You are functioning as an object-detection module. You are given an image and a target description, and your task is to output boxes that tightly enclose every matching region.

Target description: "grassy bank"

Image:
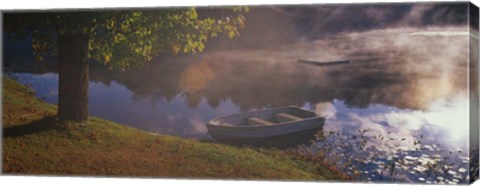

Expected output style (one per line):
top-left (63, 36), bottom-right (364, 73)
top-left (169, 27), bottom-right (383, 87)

top-left (2, 77), bottom-right (347, 180)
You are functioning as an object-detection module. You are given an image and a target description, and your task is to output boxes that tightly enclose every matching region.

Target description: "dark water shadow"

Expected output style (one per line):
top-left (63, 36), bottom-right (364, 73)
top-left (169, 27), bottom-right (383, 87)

top-left (3, 116), bottom-right (58, 138)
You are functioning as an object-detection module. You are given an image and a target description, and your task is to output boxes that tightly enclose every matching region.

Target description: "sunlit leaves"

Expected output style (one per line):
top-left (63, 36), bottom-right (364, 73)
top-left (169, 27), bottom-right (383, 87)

top-left (5, 7), bottom-right (249, 70)
top-left (31, 30), bottom-right (56, 62)
top-left (232, 6), bottom-right (250, 12)
top-left (228, 31), bottom-right (236, 39)
top-left (187, 8), bottom-right (198, 19)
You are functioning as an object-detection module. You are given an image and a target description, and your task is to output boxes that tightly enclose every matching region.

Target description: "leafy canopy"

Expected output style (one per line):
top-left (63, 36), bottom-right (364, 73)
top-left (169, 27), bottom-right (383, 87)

top-left (4, 7), bottom-right (249, 69)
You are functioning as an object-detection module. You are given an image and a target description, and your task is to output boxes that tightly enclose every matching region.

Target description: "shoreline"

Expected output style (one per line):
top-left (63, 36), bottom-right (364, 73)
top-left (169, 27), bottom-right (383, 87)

top-left (2, 77), bottom-right (349, 180)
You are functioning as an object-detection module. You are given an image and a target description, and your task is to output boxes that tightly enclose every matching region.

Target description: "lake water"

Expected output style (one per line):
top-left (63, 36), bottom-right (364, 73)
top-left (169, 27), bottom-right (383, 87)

top-left (8, 27), bottom-right (476, 183)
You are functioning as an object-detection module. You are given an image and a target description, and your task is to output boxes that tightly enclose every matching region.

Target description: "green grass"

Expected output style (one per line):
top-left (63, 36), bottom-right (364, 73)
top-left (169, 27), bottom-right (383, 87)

top-left (2, 77), bottom-right (347, 180)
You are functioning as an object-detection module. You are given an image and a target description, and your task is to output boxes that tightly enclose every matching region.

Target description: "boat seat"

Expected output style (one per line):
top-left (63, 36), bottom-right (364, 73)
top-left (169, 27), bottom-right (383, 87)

top-left (247, 117), bottom-right (274, 126)
top-left (275, 113), bottom-right (303, 123)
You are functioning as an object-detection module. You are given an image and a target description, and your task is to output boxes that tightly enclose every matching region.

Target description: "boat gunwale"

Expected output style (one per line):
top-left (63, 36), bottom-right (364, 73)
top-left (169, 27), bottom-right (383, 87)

top-left (206, 106), bottom-right (324, 129)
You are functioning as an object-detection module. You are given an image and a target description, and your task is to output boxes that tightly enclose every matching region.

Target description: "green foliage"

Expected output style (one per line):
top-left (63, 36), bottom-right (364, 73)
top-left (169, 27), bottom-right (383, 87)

top-left (4, 7), bottom-right (248, 70)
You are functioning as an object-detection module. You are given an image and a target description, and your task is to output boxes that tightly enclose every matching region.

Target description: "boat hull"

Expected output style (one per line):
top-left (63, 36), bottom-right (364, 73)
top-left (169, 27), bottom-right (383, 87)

top-left (207, 117), bottom-right (325, 138)
top-left (208, 125), bottom-right (324, 148)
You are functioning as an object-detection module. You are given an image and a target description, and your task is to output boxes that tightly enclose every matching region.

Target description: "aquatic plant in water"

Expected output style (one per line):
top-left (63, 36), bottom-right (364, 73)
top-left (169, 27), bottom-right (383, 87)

top-left (301, 129), bottom-right (471, 184)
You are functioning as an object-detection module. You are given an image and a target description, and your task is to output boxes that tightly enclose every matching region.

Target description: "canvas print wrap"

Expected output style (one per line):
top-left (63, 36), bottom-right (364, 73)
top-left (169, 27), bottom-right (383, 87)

top-left (469, 2), bottom-right (480, 183)
top-left (2, 1), bottom-right (480, 185)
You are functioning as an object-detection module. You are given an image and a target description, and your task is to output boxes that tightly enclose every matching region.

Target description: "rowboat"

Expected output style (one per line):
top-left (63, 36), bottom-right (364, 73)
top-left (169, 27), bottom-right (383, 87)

top-left (206, 106), bottom-right (325, 147)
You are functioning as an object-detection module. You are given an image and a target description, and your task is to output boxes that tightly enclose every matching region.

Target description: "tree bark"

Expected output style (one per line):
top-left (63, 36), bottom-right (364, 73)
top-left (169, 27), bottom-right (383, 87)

top-left (57, 33), bottom-right (89, 122)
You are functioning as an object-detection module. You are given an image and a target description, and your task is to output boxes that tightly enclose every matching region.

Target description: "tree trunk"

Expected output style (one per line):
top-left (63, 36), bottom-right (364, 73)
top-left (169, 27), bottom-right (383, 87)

top-left (57, 33), bottom-right (89, 122)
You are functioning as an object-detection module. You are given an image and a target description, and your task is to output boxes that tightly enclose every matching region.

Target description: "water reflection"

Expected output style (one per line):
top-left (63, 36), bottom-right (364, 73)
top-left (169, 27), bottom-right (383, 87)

top-left (9, 27), bottom-right (472, 183)
top-left (313, 98), bottom-right (469, 184)
top-left (15, 73), bottom-right (242, 138)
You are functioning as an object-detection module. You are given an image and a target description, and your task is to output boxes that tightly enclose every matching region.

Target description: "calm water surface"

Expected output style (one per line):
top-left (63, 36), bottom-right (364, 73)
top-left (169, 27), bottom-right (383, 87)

top-left (10, 28), bottom-right (476, 183)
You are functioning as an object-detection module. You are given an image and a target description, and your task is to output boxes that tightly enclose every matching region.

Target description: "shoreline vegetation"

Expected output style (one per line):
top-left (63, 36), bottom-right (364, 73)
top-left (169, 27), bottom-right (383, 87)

top-left (2, 77), bottom-right (349, 180)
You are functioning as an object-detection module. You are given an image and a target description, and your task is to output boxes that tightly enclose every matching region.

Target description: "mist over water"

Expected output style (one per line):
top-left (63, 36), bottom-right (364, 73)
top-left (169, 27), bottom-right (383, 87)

top-left (6, 2), bottom-right (477, 183)
top-left (12, 25), bottom-right (473, 183)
